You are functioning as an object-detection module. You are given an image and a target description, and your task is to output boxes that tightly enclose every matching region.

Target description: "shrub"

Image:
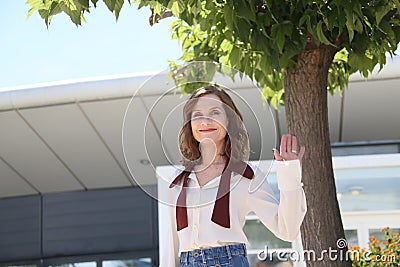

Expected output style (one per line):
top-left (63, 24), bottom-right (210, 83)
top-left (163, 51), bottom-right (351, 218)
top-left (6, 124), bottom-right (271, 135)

top-left (349, 227), bottom-right (399, 266)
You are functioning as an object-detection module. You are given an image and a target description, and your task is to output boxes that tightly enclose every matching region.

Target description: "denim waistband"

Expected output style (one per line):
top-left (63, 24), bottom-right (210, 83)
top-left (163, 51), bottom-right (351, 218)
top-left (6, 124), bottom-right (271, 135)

top-left (180, 243), bottom-right (247, 264)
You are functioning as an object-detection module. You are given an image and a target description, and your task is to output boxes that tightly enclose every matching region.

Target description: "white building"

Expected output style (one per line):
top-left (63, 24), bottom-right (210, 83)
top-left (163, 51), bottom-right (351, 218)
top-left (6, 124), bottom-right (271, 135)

top-left (0, 58), bottom-right (399, 267)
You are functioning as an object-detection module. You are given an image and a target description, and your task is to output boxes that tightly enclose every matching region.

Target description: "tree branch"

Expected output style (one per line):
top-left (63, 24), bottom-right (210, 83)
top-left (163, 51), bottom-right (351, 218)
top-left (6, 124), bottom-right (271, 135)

top-left (149, 8), bottom-right (173, 26)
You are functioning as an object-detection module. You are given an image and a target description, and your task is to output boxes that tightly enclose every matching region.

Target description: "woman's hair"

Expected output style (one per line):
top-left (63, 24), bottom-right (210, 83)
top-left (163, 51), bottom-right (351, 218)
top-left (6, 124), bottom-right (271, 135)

top-left (179, 85), bottom-right (250, 166)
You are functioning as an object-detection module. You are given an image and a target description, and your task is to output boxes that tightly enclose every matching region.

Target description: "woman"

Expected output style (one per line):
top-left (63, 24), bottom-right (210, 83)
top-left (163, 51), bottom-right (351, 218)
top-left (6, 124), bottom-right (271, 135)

top-left (159, 85), bottom-right (307, 267)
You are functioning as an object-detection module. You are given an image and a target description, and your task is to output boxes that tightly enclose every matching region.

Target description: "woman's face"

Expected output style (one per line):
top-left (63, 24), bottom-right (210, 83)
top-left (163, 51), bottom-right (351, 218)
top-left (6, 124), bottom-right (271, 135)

top-left (190, 94), bottom-right (228, 146)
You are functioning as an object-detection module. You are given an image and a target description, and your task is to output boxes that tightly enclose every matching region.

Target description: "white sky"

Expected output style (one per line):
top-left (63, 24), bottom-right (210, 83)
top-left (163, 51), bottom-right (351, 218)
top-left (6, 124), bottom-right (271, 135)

top-left (0, 0), bottom-right (182, 88)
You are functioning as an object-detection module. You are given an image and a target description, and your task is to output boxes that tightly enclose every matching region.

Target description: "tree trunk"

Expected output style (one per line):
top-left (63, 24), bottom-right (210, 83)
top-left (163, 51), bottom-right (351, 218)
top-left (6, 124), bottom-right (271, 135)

top-left (284, 44), bottom-right (351, 266)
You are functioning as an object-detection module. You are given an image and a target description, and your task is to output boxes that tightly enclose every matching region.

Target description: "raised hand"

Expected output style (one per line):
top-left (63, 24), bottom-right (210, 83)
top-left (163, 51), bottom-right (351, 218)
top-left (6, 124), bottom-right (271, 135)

top-left (273, 134), bottom-right (305, 164)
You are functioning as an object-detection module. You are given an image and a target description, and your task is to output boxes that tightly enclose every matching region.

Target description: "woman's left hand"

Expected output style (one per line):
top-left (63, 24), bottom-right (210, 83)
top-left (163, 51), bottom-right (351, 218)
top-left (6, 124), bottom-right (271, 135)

top-left (273, 134), bottom-right (305, 164)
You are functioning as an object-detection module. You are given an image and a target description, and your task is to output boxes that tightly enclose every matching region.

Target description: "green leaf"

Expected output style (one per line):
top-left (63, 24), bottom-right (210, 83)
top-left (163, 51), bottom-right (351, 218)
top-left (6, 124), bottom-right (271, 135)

top-left (299, 11), bottom-right (310, 27)
top-left (223, 4), bottom-right (233, 28)
top-left (235, 18), bottom-right (251, 43)
top-left (269, 92), bottom-right (279, 109)
top-left (345, 8), bottom-right (355, 42)
top-left (229, 45), bottom-right (241, 67)
top-left (352, 34), bottom-right (370, 54)
top-left (38, 9), bottom-right (52, 26)
top-left (220, 39), bottom-right (233, 52)
top-left (279, 53), bottom-right (296, 68)
top-left (316, 21), bottom-right (333, 45)
top-left (56, 0), bottom-right (82, 25)
top-left (235, 0), bottom-right (256, 22)
top-left (276, 33), bottom-right (285, 53)
top-left (67, 10), bottom-right (82, 25)
top-left (27, 7), bottom-right (37, 19)
top-left (104, 0), bottom-right (124, 20)
top-left (271, 21), bottom-right (294, 53)
top-left (169, 0), bottom-right (185, 17)
top-left (49, 2), bottom-right (62, 16)
top-left (354, 18), bottom-right (363, 33)
top-left (76, 0), bottom-right (89, 9)
top-left (242, 54), bottom-right (250, 76)
top-left (90, 0), bottom-right (98, 7)
top-left (375, 6), bottom-right (391, 25)
top-left (190, 1), bottom-right (201, 16)
top-left (26, 0), bottom-right (45, 18)
top-left (348, 52), bottom-right (373, 76)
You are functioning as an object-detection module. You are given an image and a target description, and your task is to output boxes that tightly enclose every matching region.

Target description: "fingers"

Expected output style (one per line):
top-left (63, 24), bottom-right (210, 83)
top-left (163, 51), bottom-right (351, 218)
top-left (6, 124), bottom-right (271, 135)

top-left (280, 134), bottom-right (287, 154)
top-left (275, 134), bottom-right (305, 163)
top-left (273, 148), bottom-right (283, 161)
top-left (298, 146), bottom-right (306, 161)
top-left (280, 134), bottom-right (296, 153)
top-left (287, 134), bottom-right (292, 152)
top-left (291, 135), bottom-right (298, 153)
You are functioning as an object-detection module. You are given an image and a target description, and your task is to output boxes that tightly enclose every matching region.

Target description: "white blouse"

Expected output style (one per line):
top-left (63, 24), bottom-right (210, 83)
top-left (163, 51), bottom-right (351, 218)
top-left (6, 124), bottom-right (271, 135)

top-left (157, 159), bottom-right (307, 267)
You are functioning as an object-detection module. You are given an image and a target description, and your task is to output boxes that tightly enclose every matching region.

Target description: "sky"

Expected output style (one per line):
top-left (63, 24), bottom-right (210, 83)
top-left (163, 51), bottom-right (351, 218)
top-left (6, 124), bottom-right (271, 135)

top-left (0, 0), bottom-right (182, 89)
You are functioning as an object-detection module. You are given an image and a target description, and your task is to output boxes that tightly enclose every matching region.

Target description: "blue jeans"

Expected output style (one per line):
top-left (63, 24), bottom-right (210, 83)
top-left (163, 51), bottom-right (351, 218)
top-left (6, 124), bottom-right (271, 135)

top-left (179, 243), bottom-right (250, 267)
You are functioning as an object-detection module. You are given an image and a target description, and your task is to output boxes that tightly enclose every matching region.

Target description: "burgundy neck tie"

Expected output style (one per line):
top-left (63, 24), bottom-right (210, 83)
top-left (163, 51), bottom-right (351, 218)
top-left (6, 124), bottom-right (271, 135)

top-left (169, 159), bottom-right (254, 231)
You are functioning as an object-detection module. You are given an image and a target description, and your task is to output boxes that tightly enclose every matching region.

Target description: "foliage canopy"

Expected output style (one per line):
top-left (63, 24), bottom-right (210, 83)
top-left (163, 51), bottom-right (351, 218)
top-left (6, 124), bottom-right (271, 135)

top-left (27, 0), bottom-right (400, 108)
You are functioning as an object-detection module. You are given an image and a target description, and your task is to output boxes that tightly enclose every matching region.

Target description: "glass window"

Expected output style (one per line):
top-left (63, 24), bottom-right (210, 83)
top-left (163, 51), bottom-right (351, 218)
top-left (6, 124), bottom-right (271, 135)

top-left (103, 258), bottom-right (152, 267)
top-left (50, 262), bottom-right (96, 267)
top-left (344, 229), bottom-right (359, 246)
top-left (244, 217), bottom-right (294, 266)
top-left (243, 219), bottom-right (292, 250)
top-left (334, 166), bottom-right (400, 212)
top-left (369, 228), bottom-right (400, 241)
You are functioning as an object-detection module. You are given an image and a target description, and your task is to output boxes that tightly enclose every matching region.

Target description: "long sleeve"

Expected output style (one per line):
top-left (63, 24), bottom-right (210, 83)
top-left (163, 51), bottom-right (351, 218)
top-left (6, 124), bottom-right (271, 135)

top-left (157, 169), bottom-right (180, 267)
top-left (247, 159), bottom-right (307, 242)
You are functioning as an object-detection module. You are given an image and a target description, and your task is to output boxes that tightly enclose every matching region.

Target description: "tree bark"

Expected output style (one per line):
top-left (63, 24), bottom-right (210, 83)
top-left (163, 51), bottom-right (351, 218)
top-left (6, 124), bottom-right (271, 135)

top-left (284, 44), bottom-right (351, 266)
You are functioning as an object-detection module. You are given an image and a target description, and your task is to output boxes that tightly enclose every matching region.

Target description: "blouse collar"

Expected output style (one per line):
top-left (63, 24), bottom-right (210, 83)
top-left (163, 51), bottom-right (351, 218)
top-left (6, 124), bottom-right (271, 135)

top-left (169, 158), bottom-right (254, 231)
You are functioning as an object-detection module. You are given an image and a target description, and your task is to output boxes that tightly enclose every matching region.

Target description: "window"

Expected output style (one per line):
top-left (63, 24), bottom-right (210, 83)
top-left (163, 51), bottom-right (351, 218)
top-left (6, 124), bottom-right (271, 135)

top-left (243, 218), bottom-right (292, 250)
top-left (244, 216), bottom-right (293, 267)
top-left (369, 228), bottom-right (400, 241)
top-left (102, 259), bottom-right (152, 267)
top-left (344, 229), bottom-right (359, 246)
top-left (49, 262), bottom-right (96, 267)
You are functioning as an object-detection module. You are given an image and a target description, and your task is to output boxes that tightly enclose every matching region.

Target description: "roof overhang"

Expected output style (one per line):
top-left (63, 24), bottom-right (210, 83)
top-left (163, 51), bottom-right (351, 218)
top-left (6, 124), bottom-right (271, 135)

top-left (1, 58), bottom-right (399, 198)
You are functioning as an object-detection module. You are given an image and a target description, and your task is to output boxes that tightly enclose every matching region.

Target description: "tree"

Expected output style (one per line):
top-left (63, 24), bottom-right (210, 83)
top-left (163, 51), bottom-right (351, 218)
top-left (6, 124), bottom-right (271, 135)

top-left (26, 0), bottom-right (400, 266)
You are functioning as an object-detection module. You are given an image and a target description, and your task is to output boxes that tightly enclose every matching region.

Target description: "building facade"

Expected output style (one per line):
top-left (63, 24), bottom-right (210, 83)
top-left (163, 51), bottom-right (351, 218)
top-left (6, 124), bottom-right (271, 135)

top-left (1, 58), bottom-right (399, 267)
